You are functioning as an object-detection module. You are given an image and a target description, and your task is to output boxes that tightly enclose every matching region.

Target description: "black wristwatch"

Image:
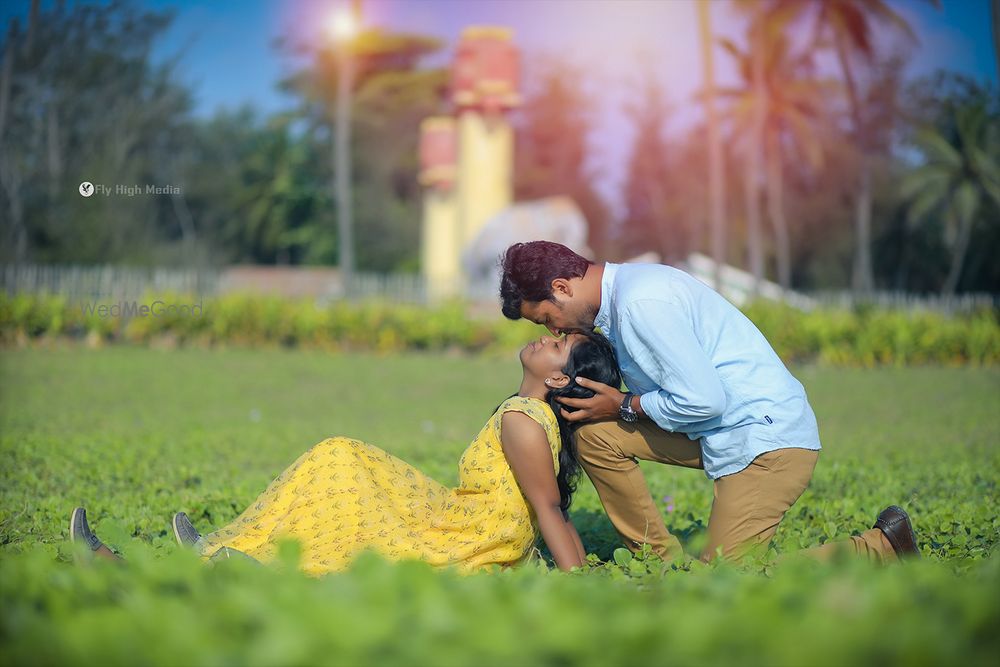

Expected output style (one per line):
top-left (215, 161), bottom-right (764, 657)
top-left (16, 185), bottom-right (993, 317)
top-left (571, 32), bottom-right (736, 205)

top-left (619, 392), bottom-right (638, 423)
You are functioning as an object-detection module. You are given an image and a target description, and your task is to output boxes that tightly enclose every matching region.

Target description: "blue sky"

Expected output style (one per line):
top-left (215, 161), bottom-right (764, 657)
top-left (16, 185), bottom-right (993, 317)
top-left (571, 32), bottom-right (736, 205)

top-left (5, 0), bottom-right (997, 216)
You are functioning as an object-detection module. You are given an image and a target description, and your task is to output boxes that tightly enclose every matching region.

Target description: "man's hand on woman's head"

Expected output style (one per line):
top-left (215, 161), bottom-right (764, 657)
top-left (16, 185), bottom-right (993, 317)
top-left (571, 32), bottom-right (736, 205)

top-left (555, 377), bottom-right (625, 423)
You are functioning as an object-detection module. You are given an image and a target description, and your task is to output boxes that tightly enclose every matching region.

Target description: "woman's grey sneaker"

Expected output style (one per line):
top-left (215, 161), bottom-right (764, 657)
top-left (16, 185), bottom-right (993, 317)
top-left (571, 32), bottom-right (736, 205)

top-left (69, 507), bottom-right (104, 551)
top-left (172, 512), bottom-right (202, 548)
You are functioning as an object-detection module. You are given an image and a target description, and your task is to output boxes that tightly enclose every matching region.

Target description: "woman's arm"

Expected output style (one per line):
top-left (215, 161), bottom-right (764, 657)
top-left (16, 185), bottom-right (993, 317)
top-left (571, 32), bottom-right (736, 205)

top-left (563, 511), bottom-right (587, 563)
top-left (500, 411), bottom-right (584, 571)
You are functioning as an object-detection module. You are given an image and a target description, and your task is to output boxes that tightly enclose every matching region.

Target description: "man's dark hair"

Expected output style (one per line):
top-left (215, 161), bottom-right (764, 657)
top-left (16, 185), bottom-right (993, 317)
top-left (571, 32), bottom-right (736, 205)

top-left (499, 241), bottom-right (593, 320)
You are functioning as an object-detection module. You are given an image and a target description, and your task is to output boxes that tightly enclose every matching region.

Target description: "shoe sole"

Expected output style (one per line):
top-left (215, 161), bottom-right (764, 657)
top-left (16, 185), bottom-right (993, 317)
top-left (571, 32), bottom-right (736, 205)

top-left (172, 513), bottom-right (202, 548)
top-left (69, 507), bottom-right (99, 555)
top-left (69, 507), bottom-right (82, 544)
top-left (897, 510), bottom-right (919, 558)
top-left (171, 513), bottom-right (186, 547)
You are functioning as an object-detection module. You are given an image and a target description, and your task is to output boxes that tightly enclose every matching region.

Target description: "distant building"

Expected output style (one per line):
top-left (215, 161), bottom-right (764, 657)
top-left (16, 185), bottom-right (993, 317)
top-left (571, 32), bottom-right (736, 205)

top-left (419, 26), bottom-right (521, 301)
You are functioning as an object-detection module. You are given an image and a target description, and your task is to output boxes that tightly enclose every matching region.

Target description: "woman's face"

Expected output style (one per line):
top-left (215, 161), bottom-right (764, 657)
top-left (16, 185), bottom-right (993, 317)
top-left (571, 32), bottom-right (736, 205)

top-left (518, 333), bottom-right (583, 379)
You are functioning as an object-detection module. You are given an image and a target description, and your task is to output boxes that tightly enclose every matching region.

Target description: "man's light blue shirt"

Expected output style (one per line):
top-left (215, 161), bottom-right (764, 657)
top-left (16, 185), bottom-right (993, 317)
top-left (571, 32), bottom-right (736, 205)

top-left (594, 262), bottom-right (821, 479)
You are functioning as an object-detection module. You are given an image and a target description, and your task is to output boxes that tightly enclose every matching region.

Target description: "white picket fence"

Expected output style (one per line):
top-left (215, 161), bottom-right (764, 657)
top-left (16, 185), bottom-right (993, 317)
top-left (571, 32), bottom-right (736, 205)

top-left (807, 290), bottom-right (997, 313)
top-left (2, 262), bottom-right (995, 313)
top-left (682, 253), bottom-right (997, 314)
top-left (0, 263), bottom-right (493, 305)
top-left (1, 263), bottom-right (220, 301)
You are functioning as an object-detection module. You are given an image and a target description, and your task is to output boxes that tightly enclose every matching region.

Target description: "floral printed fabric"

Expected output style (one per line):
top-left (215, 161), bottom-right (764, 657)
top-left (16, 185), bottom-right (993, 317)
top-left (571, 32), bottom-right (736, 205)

top-left (196, 396), bottom-right (561, 576)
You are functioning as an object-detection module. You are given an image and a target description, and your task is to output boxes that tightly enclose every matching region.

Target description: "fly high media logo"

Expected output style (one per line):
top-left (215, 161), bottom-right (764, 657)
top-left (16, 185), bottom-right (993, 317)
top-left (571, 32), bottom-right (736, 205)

top-left (79, 183), bottom-right (183, 197)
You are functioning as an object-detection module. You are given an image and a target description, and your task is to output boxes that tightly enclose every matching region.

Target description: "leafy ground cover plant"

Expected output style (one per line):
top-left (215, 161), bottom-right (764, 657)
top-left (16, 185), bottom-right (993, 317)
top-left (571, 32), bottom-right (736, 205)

top-left (1, 348), bottom-right (997, 665)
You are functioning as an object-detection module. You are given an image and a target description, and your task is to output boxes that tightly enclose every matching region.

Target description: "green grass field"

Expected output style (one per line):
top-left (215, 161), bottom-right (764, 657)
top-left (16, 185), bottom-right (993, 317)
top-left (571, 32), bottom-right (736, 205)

top-left (2, 346), bottom-right (999, 665)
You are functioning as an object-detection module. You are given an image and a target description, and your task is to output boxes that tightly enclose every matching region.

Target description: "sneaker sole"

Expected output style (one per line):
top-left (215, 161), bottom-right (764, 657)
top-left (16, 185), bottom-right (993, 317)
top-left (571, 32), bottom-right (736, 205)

top-left (69, 507), bottom-right (99, 555)
top-left (172, 513), bottom-right (201, 548)
top-left (171, 513), bottom-right (185, 547)
top-left (69, 508), bottom-right (81, 543)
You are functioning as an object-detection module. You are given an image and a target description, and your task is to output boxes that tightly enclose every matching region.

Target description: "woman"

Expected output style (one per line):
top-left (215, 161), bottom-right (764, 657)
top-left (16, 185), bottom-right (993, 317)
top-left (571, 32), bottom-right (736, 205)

top-left (70, 331), bottom-right (621, 575)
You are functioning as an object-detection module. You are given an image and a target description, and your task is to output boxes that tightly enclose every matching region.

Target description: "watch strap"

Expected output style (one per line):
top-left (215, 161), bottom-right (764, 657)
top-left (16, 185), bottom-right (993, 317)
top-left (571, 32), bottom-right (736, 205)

top-left (620, 392), bottom-right (636, 418)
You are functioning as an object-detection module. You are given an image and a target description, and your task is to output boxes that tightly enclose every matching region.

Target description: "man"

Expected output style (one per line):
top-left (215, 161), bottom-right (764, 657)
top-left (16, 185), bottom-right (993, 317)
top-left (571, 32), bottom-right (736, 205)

top-left (499, 240), bottom-right (918, 563)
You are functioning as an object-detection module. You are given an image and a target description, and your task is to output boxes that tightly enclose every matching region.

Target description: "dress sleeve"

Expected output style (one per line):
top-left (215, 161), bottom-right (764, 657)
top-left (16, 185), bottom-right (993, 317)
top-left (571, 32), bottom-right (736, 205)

top-left (496, 397), bottom-right (562, 472)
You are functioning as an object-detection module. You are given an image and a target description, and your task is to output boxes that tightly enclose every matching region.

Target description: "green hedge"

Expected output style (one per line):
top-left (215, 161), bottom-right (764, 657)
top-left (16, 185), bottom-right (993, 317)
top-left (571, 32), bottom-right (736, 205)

top-left (0, 292), bottom-right (543, 354)
top-left (1, 292), bottom-right (997, 365)
top-left (741, 302), bottom-right (1000, 366)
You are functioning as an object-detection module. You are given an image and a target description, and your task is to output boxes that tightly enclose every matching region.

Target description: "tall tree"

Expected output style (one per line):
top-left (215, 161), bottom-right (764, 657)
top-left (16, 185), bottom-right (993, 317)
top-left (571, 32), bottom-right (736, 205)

top-left (280, 28), bottom-right (448, 271)
top-left (901, 100), bottom-right (1000, 294)
top-left (621, 75), bottom-right (687, 263)
top-left (726, 0), bottom-right (793, 291)
top-left (740, 4), bottom-right (769, 294)
top-left (992, 0), bottom-right (1000, 85)
top-left (0, 0), bottom-right (194, 265)
top-left (514, 59), bottom-right (610, 256)
top-left (697, 0), bottom-right (726, 290)
top-left (718, 27), bottom-right (830, 289)
top-left (794, 0), bottom-right (934, 292)
top-left (0, 16), bottom-right (24, 262)
top-left (177, 108), bottom-right (333, 266)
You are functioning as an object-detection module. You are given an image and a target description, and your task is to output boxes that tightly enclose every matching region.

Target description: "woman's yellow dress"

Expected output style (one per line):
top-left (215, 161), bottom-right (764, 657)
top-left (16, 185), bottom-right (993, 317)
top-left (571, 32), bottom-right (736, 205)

top-left (195, 396), bottom-right (561, 576)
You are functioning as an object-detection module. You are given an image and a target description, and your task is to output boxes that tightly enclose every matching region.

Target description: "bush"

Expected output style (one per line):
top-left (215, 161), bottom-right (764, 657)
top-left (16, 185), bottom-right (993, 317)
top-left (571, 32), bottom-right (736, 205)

top-left (1, 544), bottom-right (998, 666)
top-left (1, 292), bottom-right (997, 366)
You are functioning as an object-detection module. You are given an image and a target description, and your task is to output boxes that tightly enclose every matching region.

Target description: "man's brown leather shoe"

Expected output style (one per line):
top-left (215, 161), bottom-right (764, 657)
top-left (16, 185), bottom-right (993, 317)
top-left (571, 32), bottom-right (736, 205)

top-left (873, 505), bottom-right (920, 559)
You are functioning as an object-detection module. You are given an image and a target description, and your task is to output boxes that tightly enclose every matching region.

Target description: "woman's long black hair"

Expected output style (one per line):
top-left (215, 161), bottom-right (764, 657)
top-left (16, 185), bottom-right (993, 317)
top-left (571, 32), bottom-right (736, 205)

top-left (497, 331), bottom-right (621, 512)
top-left (547, 331), bottom-right (621, 511)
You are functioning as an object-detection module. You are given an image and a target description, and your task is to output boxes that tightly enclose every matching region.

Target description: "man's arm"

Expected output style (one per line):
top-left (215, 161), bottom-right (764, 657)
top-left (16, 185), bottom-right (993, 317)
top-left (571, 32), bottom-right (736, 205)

top-left (557, 298), bottom-right (726, 428)
top-left (621, 298), bottom-right (727, 430)
top-left (500, 411), bottom-right (584, 571)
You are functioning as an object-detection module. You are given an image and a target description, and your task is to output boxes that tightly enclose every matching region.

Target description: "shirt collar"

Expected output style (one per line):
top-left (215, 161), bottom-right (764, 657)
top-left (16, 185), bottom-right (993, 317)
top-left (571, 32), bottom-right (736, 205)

top-left (594, 262), bottom-right (618, 333)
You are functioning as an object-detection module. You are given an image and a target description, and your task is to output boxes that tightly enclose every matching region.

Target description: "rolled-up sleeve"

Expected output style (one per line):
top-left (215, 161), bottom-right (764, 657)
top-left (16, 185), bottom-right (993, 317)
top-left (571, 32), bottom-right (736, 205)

top-left (621, 299), bottom-right (727, 431)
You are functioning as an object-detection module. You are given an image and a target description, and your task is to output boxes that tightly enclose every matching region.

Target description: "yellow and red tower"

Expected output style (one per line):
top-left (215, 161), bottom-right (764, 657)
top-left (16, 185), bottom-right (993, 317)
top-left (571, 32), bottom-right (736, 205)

top-left (419, 26), bottom-right (520, 300)
top-left (453, 26), bottom-right (520, 248)
top-left (418, 117), bottom-right (459, 300)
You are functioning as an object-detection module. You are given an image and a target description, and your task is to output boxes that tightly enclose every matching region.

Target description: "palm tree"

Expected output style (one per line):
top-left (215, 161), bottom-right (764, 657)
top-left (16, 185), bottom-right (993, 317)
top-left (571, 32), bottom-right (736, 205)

top-left (992, 0), bottom-right (999, 85)
top-left (901, 102), bottom-right (1000, 294)
top-left (697, 0), bottom-right (726, 292)
top-left (718, 16), bottom-right (830, 289)
top-left (732, 1), bottom-right (771, 294)
top-left (796, 0), bottom-right (933, 292)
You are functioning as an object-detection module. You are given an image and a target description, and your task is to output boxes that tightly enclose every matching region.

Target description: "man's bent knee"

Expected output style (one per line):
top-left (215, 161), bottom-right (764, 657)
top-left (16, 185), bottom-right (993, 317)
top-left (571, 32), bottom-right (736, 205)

top-left (575, 421), bottom-right (624, 461)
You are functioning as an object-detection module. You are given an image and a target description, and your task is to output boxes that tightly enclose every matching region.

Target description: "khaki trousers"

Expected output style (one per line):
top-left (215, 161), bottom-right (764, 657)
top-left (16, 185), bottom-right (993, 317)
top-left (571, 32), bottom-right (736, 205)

top-left (575, 419), bottom-right (895, 564)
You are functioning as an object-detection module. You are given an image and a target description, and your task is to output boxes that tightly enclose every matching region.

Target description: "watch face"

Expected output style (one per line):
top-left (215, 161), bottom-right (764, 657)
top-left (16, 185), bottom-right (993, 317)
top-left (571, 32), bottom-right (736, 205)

top-left (620, 394), bottom-right (638, 423)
